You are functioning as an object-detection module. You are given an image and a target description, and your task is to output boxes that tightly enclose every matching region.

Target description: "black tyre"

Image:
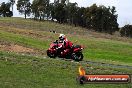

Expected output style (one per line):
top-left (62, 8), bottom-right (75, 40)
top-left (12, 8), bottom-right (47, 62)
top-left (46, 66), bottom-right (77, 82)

top-left (76, 76), bottom-right (86, 84)
top-left (72, 52), bottom-right (83, 61)
top-left (47, 50), bottom-right (56, 58)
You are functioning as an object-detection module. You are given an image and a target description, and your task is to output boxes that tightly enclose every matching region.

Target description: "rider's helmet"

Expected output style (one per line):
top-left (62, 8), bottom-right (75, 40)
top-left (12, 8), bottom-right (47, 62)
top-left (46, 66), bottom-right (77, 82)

top-left (59, 34), bottom-right (65, 40)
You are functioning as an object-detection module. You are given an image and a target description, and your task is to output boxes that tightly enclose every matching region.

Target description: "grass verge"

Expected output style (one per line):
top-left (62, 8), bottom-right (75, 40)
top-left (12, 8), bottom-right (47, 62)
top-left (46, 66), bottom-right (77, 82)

top-left (0, 51), bottom-right (132, 88)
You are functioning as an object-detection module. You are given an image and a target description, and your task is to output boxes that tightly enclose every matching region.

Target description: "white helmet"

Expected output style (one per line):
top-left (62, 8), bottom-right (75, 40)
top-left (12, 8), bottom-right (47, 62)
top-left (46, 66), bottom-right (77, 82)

top-left (59, 34), bottom-right (65, 40)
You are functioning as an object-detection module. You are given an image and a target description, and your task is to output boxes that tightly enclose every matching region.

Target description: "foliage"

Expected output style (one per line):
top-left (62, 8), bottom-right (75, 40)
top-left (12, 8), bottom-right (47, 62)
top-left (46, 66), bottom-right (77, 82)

top-left (30, 1), bottom-right (119, 34)
top-left (31, 0), bottom-right (50, 20)
top-left (0, 0), bottom-right (120, 35)
top-left (17, 0), bottom-right (31, 19)
top-left (0, 2), bottom-right (13, 17)
top-left (9, 0), bottom-right (15, 13)
top-left (120, 24), bottom-right (132, 38)
top-left (66, 3), bottom-right (78, 25)
top-left (84, 4), bottom-right (119, 34)
top-left (54, 3), bottom-right (66, 23)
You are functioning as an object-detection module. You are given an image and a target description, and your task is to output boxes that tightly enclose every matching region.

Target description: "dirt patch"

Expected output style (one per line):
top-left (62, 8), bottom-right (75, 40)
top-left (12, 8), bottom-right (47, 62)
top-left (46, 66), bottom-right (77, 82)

top-left (0, 44), bottom-right (34, 53)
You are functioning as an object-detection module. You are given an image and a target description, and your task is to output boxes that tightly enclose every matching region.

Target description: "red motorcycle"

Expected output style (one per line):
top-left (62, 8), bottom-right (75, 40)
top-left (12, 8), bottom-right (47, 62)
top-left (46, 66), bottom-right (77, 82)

top-left (47, 40), bottom-right (84, 61)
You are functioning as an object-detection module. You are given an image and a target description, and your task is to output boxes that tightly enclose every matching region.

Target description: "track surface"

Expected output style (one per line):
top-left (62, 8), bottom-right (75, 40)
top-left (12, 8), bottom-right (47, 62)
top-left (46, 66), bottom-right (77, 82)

top-left (21, 53), bottom-right (132, 69)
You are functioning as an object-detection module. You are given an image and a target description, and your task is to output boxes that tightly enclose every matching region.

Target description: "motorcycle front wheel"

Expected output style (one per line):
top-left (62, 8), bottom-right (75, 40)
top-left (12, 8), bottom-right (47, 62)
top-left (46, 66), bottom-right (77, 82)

top-left (47, 50), bottom-right (56, 58)
top-left (72, 52), bottom-right (83, 61)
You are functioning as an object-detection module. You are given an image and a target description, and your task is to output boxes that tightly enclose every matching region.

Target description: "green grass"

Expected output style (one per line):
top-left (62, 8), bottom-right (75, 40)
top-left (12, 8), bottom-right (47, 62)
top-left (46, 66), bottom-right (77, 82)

top-left (82, 39), bottom-right (132, 64)
top-left (0, 51), bottom-right (132, 88)
top-left (0, 17), bottom-right (132, 87)
top-left (0, 17), bottom-right (132, 65)
top-left (0, 30), bottom-right (49, 50)
top-left (0, 28), bottom-right (132, 65)
top-left (68, 36), bottom-right (132, 65)
top-left (0, 17), bottom-right (86, 35)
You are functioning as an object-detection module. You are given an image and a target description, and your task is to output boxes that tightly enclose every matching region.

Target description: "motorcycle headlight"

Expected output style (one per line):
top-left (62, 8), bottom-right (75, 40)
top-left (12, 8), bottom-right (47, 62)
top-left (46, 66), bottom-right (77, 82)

top-left (81, 48), bottom-right (83, 50)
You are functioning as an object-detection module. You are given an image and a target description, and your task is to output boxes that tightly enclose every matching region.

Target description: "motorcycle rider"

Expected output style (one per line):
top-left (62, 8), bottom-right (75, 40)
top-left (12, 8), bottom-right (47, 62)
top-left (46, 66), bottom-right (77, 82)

top-left (47, 34), bottom-right (83, 61)
top-left (58, 34), bottom-right (73, 55)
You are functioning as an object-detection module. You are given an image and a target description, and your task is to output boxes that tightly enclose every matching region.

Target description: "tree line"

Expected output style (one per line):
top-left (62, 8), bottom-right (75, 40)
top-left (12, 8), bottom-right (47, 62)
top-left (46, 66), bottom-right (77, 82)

top-left (0, 0), bottom-right (14, 17)
top-left (0, 0), bottom-right (132, 37)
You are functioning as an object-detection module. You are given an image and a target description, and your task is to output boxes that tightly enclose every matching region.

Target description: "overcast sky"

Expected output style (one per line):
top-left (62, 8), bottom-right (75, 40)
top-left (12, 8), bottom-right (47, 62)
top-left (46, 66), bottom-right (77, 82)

top-left (0, 0), bottom-right (132, 27)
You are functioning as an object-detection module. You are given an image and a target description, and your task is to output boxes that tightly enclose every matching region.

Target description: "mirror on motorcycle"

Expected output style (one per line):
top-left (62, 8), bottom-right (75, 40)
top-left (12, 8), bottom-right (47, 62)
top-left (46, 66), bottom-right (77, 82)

top-left (54, 40), bottom-right (58, 43)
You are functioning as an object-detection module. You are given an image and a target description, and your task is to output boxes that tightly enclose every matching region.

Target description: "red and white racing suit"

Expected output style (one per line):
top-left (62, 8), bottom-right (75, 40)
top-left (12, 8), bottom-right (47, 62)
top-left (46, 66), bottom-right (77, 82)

top-left (58, 38), bottom-right (73, 54)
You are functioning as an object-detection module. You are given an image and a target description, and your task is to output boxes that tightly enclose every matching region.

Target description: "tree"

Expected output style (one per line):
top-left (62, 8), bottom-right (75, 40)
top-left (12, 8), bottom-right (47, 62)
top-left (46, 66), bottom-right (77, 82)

top-left (10, 0), bottom-right (15, 14)
top-left (76, 7), bottom-right (86, 27)
top-left (84, 4), bottom-right (118, 34)
top-left (120, 25), bottom-right (132, 38)
top-left (45, 0), bottom-right (50, 20)
top-left (17, 0), bottom-right (31, 19)
top-left (0, 2), bottom-right (13, 17)
top-left (31, 0), bottom-right (39, 19)
top-left (29, 1), bottom-right (119, 35)
top-left (84, 4), bottom-right (98, 29)
top-left (49, 3), bottom-right (55, 21)
top-left (32, 0), bottom-right (50, 20)
top-left (66, 3), bottom-right (78, 25)
top-left (54, 3), bottom-right (66, 23)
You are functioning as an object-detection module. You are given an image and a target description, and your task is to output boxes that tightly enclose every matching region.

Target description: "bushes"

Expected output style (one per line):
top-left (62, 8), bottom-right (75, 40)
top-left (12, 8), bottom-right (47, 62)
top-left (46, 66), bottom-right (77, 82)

top-left (120, 25), bottom-right (132, 38)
